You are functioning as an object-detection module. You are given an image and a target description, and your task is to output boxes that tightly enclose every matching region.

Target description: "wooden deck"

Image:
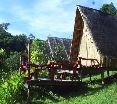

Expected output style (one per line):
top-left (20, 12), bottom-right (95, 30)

top-left (26, 78), bottom-right (84, 87)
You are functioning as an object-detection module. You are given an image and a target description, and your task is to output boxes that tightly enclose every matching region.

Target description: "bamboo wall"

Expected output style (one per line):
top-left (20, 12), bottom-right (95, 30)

top-left (78, 20), bottom-right (101, 66)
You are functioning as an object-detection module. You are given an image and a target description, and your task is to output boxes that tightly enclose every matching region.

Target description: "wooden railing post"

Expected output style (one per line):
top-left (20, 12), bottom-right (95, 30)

top-left (27, 63), bottom-right (30, 79)
top-left (34, 66), bottom-right (39, 80)
top-left (50, 63), bottom-right (55, 80)
top-left (27, 38), bottom-right (31, 79)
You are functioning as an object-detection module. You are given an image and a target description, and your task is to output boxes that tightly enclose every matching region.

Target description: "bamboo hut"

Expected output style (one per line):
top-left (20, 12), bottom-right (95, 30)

top-left (70, 5), bottom-right (117, 69)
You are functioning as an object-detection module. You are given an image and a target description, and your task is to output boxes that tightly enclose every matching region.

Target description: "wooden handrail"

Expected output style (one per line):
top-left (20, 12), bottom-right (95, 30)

top-left (79, 57), bottom-right (100, 66)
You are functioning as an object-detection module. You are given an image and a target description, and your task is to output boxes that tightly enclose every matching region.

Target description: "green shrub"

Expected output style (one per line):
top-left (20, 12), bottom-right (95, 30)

top-left (0, 71), bottom-right (23, 104)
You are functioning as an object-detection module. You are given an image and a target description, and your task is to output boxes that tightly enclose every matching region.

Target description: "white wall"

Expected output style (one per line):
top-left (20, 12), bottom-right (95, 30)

top-left (78, 19), bottom-right (101, 66)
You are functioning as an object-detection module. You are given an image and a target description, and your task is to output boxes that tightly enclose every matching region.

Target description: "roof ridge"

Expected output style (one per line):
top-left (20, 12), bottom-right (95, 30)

top-left (77, 5), bottom-right (117, 17)
top-left (48, 37), bottom-right (71, 40)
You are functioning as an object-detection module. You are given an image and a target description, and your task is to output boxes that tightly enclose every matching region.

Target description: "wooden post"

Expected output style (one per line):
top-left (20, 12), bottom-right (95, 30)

top-left (107, 70), bottom-right (110, 77)
top-left (27, 84), bottom-right (31, 103)
top-left (19, 53), bottom-right (22, 75)
top-left (51, 63), bottom-right (55, 80)
top-left (89, 73), bottom-right (92, 82)
top-left (101, 68), bottom-right (104, 85)
top-left (34, 66), bottom-right (39, 80)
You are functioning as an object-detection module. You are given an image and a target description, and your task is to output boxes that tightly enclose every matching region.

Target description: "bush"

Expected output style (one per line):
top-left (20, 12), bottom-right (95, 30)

top-left (0, 71), bottom-right (23, 104)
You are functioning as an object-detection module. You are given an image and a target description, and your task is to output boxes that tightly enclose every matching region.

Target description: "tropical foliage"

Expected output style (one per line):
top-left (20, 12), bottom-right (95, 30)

top-left (30, 39), bottom-right (50, 64)
top-left (0, 71), bottom-right (24, 104)
top-left (100, 2), bottom-right (117, 15)
top-left (0, 2), bottom-right (117, 103)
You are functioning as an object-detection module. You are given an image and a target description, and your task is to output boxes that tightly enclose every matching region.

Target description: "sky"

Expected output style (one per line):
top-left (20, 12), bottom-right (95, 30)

top-left (0, 0), bottom-right (117, 40)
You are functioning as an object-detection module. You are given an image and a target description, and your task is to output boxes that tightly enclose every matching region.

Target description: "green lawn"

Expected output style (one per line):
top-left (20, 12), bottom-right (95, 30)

top-left (0, 71), bottom-right (117, 104)
top-left (30, 71), bottom-right (117, 104)
top-left (30, 81), bottom-right (117, 104)
top-left (59, 82), bottom-right (117, 104)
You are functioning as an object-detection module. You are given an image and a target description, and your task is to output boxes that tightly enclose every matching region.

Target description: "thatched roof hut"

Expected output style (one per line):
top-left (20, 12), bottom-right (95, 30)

top-left (70, 5), bottom-right (117, 67)
top-left (47, 37), bottom-right (71, 60)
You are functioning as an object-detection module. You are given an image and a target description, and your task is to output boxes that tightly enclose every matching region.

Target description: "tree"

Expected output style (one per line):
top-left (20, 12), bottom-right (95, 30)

top-left (100, 2), bottom-right (117, 16)
top-left (0, 23), bottom-right (27, 52)
top-left (0, 23), bottom-right (12, 50)
top-left (30, 39), bottom-right (50, 64)
top-left (53, 43), bottom-right (66, 60)
top-left (0, 23), bottom-right (10, 30)
top-left (10, 35), bottom-right (27, 52)
top-left (5, 51), bottom-right (20, 72)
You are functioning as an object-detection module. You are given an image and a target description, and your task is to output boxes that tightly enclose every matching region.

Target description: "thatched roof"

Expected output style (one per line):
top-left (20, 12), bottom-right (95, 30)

top-left (47, 37), bottom-right (71, 60)
top-left (78, 5), bottom-right (117, 57)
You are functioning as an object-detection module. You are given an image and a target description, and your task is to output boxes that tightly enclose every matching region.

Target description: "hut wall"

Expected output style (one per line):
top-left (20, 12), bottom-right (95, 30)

top-left (102, 56), bottom-right (117, 68)
top-left (78, 21), bottom-right (101, 66)
top-left (110, 58), bottom-right (117, 68)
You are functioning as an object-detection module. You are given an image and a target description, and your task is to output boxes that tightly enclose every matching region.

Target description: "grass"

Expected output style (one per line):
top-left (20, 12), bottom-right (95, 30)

top-left (82, 71), bottom-right (117, 82)
top-left (0, 71), bottom-right (117, 104)
top-left (29, 71), bottom-right (117, 104)
top-left (59, 81), bottom-right (117, 104)
top-left (28, 83), bottom-right (117, 104)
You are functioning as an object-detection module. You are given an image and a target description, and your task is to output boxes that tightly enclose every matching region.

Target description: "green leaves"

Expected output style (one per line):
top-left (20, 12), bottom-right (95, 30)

top-left (0, 23), bottom-right (10, 30)
top-left (0, 71), bottom-right (23, 104)
top-left (31, 39), bottom-right (50, 64)
top-left (100, 2), bottom-right (117, 16)
top-left (0, 23), bottom-right (27, 52)
top-left (31, 50), bottom-right (44, 64)
top-left (53, 43), bottom-right (66, 60)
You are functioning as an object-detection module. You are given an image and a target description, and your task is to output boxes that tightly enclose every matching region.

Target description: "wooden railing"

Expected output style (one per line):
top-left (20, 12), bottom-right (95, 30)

top-left (20, 60), bottom-right (82, 81)
top-left (20, 56), bottom-right (106, 83)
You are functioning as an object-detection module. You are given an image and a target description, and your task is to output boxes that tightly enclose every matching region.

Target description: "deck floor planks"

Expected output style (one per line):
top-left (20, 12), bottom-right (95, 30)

top-left (26, 78), bottom-right (84, 86)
